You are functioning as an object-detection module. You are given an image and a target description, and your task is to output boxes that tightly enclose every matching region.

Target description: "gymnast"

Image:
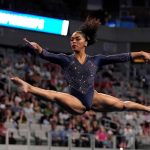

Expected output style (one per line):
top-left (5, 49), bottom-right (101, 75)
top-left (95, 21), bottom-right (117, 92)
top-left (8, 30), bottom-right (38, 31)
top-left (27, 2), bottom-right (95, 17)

top-left (11, 16), bottom-right (150, 115)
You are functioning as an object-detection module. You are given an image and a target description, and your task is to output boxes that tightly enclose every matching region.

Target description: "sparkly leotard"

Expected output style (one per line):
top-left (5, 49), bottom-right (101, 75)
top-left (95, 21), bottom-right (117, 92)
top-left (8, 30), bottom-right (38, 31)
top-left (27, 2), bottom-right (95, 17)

top-left (39, 49), bottom-right (131, 110)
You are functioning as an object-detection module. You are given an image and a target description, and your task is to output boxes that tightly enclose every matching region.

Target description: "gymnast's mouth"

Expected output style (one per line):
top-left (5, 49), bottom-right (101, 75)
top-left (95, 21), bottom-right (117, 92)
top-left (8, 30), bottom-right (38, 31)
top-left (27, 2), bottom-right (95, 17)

top-left (72, 45), bottom-right (77, 48)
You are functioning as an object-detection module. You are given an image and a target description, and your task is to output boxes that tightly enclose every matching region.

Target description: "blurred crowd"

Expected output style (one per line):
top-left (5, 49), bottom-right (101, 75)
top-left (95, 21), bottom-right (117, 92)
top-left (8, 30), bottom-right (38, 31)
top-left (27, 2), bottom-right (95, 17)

top-left (0, 47), bottom-right (149, 149)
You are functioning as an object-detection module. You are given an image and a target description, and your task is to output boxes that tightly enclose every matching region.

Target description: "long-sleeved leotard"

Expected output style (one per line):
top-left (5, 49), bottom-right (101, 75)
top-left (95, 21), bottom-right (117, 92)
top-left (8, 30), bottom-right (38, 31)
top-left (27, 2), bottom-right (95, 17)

top-left (39, 49), bottom-right (132, 110)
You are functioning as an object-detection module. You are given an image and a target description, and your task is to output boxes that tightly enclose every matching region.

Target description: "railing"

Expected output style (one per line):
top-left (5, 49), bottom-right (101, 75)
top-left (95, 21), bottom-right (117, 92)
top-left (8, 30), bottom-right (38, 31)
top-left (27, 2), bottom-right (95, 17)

top-left (0, 129), bottom-right (150, 150)
top-left (1, 128), bottom-right (150, 150)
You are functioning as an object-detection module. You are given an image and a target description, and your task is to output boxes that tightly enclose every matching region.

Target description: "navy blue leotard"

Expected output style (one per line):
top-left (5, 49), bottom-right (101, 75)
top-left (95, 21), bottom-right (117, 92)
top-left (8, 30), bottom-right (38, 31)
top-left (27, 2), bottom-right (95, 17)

top-left (39, 49), bottom-right (132, 110)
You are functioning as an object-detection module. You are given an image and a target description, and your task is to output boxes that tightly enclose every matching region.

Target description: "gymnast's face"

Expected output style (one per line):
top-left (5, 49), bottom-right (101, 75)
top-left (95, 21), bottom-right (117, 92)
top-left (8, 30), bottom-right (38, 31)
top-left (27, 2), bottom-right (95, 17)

top-left (70, 32), bottom-right (87, 52)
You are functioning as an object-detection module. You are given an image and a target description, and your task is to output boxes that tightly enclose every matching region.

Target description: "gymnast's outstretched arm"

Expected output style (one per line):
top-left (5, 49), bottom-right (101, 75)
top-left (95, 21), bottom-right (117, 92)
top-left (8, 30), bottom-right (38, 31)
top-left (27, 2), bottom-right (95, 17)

top-left (94, 51), bottom-right (150, 66)
top-left (23, 38), bottom-right (70, 68)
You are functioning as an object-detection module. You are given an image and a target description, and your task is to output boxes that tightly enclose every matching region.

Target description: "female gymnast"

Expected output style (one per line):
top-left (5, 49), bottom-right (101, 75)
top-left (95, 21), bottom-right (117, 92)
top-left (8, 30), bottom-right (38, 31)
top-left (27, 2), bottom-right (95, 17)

top-left (11, 16), bottom-right (150, 115)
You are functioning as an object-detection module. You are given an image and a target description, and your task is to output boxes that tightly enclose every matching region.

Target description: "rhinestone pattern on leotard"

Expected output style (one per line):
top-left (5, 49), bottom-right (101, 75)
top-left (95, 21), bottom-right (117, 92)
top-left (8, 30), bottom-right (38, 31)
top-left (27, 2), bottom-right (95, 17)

top-left (64, 57), bottom-right (97, 94)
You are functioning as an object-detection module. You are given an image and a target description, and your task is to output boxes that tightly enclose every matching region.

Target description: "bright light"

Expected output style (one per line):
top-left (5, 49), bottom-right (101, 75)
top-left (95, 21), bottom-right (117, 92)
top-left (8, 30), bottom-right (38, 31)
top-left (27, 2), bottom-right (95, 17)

top-left (0, 9), bottom-right (69, 36)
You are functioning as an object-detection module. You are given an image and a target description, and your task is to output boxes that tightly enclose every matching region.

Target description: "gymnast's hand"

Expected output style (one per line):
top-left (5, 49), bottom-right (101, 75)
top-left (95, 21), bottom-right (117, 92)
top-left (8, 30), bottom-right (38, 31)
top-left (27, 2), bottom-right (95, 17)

top-left (23, 38), bottom-right (43, 54)
top-left (141, 51), bottom-right (150, 63)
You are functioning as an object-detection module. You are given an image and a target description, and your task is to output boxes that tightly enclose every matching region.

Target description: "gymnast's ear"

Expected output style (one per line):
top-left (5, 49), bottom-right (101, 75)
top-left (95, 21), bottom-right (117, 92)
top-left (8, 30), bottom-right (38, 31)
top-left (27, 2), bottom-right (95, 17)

top-left (85, 41), bottom-right (88, 47)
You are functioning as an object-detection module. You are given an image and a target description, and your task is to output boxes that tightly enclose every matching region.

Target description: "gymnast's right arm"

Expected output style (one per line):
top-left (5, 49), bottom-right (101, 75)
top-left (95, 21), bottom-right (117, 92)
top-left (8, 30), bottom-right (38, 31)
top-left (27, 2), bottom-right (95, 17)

top-left (23, 38), bottom-right (69, 67)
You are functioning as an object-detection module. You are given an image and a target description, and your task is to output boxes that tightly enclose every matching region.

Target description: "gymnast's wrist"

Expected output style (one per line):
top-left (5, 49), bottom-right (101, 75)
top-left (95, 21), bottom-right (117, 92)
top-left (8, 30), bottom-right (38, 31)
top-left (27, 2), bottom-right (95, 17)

top-left (37, 47), bottom-right (43, 54)
top-left (140, 50), bottom-right (145, 57)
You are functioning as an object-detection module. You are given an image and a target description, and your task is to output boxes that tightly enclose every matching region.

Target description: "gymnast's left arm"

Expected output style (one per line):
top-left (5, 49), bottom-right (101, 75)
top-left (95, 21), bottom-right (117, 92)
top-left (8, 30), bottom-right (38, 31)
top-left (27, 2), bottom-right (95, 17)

top-left (96, 52), bottom-right (132, 65)
top-left (96, 51), bottom-right (150, 66)
top-left (130, 51), bottom-right (150, 63)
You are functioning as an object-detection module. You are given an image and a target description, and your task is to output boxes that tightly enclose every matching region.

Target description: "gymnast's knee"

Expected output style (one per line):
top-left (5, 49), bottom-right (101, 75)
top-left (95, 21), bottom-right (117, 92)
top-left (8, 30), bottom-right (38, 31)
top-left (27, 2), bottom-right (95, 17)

top-left (122, 101), bottom-right (130, 110)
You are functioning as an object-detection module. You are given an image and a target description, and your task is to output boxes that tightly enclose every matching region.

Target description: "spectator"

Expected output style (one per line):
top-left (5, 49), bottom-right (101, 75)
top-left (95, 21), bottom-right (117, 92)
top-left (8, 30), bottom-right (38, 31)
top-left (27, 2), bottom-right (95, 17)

top-left (0, 111), bottom-right (7, 144)
top-left (9, 132), bottom-right (16, 144)
top-left (15, 109), bottom-right (27, 126)
top-left (95, 125), bottom-right (109, 148)
top-left (123, 123), bottom-right (135, 149)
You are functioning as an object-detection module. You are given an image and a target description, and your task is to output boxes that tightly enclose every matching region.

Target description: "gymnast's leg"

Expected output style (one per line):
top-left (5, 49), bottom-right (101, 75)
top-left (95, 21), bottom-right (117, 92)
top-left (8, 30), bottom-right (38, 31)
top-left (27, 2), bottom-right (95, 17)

top-left (91, 91), bottom-right (150, 112)
top-left (11, 77), bottom-right (86, 115)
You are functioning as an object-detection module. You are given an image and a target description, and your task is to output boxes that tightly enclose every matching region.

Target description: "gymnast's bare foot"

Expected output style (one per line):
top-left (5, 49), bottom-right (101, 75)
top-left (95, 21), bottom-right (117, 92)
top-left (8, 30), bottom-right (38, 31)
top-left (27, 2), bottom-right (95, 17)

top-left (11, 77), bottom-right (31, 93)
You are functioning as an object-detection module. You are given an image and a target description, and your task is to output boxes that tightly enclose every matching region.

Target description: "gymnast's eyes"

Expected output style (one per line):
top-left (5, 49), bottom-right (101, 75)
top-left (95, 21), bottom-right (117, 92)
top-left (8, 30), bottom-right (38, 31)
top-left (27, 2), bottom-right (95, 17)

top-left (70, 37), bottom-right (81, 42)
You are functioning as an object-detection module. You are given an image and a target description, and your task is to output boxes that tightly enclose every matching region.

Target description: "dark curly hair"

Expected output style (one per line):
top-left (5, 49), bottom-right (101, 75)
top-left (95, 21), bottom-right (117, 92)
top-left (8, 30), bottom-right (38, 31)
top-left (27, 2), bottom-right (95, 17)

top-left (78, 16), bottom-right (101, 46)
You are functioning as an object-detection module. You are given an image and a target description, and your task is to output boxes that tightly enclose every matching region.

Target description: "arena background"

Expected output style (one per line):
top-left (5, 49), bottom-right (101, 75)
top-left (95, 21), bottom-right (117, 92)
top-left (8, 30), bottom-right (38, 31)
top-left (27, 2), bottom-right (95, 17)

top-left (0, 0), bottom-right (150, 150)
